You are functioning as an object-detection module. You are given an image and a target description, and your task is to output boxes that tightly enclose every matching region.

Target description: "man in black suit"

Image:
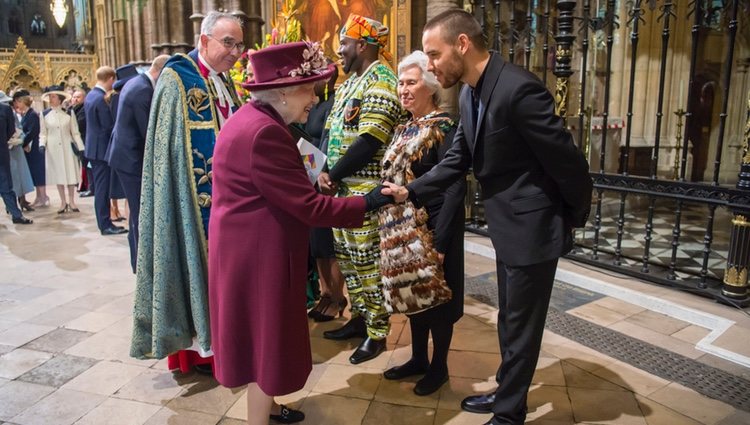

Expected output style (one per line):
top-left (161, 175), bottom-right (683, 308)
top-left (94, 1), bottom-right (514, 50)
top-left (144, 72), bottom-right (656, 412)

top-left (71, 88), bottom-right (93, 197)
top-left (0, 95), bottom-right (32, 225)
top-left (107, 55), bottom-right (170, 272)
top-left (384, 10), bottom-right (592, 425)
top-left (84, 66), bottom-right (127, 236)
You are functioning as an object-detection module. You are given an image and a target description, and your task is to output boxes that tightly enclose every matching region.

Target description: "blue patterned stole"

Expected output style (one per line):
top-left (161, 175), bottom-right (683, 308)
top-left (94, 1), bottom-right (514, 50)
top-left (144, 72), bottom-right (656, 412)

top-left (167, 53), bottom-right (218, 236)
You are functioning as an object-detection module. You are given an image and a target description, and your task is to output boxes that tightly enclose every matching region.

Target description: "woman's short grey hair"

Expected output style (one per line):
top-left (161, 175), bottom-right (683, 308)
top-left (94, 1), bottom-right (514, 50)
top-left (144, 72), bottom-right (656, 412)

top-left (398, 50), bottom-right (441, 103)
top-left (250, 88), bottom-right (284, 105)
top-left (199, 11), bottom-right (242, 41)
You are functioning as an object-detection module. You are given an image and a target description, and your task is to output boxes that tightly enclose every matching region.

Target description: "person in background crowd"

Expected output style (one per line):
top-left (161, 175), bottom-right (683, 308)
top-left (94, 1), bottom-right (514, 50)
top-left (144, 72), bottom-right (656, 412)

top-left (0, 91), bottom-right (32, 224)
top-left (85, 66), bottom-right (127, 235)
top-left (130, 10), bottom-right (242, 376)
top-left (305, 62), bottom-right (349, 322)
top-left (377, 50), bottom-right (466, 396)
top-left (105, 65), bottom-right (139, 224)
top-left (13, 90), bottom-right (46, 208)
top-left (70, 88), bottom-right (93, 197)
top-left (383, 10), bottom-right (593, 424)
top-left (1, 91), bottom-right (35, 212)
top-left (39, 86), bottom-right (85, 214)
top-left (318, 14), bottom-right (402, 365)
top-left (209, 40), bottom-right (393, 425)
top-left (108, 55), bottom-right (170, 273)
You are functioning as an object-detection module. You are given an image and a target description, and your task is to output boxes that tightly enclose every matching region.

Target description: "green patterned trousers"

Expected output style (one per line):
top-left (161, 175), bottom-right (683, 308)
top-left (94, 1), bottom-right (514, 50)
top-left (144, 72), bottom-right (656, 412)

top-left (333, 182), bottom-right (390, 340)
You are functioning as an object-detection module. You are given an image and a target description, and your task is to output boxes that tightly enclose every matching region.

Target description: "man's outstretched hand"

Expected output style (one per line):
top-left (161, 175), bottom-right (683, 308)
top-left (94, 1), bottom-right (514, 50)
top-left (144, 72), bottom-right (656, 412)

top-left (381, 181), bottom-right (409, 203)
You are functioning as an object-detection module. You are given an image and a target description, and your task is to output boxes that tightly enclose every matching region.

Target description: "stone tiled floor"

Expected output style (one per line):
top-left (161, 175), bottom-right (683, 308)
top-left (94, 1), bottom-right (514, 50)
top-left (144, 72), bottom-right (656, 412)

top-left (1, 193), bottom-right (749, 424)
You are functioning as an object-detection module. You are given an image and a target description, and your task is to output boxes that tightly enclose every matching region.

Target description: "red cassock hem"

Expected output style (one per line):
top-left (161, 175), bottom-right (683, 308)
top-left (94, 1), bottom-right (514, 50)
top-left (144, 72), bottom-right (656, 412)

top-left (167, 351), bottom-right (214, 373)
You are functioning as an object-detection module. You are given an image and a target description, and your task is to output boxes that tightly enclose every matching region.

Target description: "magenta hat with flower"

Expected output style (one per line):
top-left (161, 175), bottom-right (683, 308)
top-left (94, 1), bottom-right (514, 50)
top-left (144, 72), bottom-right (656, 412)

top-left (242, 41), bottom-right (335, 90)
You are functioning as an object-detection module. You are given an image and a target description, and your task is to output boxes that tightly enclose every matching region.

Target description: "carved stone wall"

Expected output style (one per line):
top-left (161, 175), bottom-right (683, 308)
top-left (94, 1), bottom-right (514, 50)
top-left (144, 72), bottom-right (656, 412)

top-left (0, 37), bottom-right (98, 93)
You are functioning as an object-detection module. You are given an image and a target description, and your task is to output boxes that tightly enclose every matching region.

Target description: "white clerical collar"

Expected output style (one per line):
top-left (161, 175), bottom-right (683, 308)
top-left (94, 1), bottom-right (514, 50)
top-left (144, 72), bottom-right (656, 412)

top-left (198, 53), bottom-right (221, 76)
top-left (197, 52), bottom-right (235, 125)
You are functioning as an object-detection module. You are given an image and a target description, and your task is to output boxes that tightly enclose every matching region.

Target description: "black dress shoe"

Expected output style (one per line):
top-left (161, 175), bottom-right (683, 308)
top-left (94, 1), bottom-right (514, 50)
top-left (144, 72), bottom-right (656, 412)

top-left (79, 190), bottom-right (93, 197)
top-left (193, 363), bottom-right (213, 375)
top-left (12, 216), bottom-right (33, 224)
top-left (461, 392), bottom-right (496, 414)
top-left (270, 404), bottom-right (304, 424)
top-left (384, 359), bottom-right (429, 380)
top-left (323, 316), bottom-right (366, 340)
top-left (414, 372), bottom-right (448, 396)
top-left (349, 337), bottom-right (386, 364)
top-left (101, 226), bottom-right (128, 235)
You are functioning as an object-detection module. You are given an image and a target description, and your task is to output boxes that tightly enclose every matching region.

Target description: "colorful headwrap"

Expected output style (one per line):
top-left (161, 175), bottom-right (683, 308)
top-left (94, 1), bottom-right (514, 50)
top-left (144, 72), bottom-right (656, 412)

top-left (340, 14), bottom-right (392, 62)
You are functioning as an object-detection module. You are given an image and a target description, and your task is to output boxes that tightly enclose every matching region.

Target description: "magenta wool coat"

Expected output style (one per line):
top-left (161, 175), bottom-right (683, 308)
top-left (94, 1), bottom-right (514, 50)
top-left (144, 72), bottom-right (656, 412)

top-left (208, 101), bottom-right (366, 394)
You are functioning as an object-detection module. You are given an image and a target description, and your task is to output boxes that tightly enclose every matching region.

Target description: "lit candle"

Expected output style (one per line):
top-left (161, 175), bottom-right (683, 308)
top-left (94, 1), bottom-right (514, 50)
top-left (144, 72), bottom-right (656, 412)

top-left (679, 79), bottom-right (684, 107)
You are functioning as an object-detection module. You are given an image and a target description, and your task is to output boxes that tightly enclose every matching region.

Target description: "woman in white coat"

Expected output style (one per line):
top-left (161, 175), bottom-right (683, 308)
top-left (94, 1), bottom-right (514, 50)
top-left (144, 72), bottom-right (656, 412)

top-left (40, 86), bottom-right (84, 213)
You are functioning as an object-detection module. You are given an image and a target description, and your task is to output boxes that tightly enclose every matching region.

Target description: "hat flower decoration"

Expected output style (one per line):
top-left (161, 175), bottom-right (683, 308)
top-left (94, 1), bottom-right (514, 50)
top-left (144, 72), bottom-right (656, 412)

top-left (289, 42), bottom-right (326, 78)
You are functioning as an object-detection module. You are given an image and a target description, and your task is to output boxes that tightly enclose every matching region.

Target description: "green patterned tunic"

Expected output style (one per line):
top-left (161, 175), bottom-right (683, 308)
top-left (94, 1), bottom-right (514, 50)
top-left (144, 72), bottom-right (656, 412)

top-left (325, 61), bottom-right (401, 339)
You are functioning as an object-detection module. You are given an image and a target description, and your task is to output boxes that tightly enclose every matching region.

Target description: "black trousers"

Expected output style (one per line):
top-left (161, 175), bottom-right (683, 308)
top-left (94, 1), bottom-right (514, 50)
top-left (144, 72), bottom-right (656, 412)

top-left (0, 150), bottom-right (21, 219)
top-left (91, 159), bottom-right (112, 231)
top-left (116, 170), bottom-right (141, 273)
top-left (491, 257), bottom-right (558, 425)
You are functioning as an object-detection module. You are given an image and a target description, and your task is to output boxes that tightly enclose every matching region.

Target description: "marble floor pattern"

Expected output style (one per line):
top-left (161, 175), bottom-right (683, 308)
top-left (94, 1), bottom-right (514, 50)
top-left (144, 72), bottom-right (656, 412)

top-left (1, 192), bottom-right (749, 425)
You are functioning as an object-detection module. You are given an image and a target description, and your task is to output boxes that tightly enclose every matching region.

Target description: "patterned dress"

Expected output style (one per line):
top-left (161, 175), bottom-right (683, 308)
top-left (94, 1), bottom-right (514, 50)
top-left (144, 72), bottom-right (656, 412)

top-left (325, 60), bottom-right (402, 339)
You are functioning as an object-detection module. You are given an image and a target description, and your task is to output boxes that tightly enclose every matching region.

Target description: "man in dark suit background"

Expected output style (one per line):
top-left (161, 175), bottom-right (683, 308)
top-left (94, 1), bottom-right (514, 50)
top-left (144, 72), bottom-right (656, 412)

top-left (0, 93), bottom-right (32, 225)
top-left (384, 10), bottom-right (592, 425)
top-left (71, 88), bottom-right (93, 197)
top-left (107, 55), bottom-right (170, 272)
top-left (84, 66), bottom-right (127, 236)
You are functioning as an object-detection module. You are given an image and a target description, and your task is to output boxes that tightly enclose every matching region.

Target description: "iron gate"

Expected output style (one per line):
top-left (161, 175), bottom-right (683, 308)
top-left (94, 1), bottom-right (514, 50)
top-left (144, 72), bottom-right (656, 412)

top-left (463, 0), bottom-right (750, 305)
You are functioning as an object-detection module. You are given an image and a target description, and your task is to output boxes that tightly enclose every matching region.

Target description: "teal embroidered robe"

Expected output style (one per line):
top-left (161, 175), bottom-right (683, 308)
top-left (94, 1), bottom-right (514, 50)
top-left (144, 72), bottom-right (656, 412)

top-left (130, 53), bottom-right (237, 359)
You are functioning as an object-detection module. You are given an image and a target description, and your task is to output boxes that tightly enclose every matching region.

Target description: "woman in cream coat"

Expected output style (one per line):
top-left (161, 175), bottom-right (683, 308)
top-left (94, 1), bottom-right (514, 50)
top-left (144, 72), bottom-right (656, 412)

top-left (40, 86), bottom-right (84, 213)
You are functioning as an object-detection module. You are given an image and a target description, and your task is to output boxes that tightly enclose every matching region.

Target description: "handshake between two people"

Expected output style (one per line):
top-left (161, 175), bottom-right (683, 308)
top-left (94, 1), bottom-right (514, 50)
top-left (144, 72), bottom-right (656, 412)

top-left (317, 171), bottom-right (410, 213)
top-left (364, 181), bottom-right (410, 212)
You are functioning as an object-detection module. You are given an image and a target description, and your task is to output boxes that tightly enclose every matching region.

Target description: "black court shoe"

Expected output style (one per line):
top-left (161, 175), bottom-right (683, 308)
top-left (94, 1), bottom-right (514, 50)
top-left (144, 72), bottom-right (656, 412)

top-left (270, 405), bottom-right (305, 424)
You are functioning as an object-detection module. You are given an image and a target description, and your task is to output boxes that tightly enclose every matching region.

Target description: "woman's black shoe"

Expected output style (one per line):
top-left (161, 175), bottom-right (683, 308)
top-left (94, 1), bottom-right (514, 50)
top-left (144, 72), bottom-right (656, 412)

top-left (384, 359), bottom-right (429, 380)
top-left (314, 298), bottom-right (347, 322)
top-left (308, 294), bottom-right (331, 319)
top-left (270, 405), bottom-right (305, 424)
top-left (414, 371), bottom-right (448, 396)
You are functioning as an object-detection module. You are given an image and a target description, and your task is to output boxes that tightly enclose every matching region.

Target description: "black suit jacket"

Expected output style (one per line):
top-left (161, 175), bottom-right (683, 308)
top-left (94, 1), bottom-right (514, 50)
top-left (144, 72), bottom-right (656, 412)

top-left (84, 86), bottom-right (114, 161)
top-left (107, 74), bottom-right (154, 175)
top-left (0, 103), bottom-right (16, 185)
top-left (410, 53), bottom-right (592, 267)
top-left (72, 103), bottom-right (86, 142)
top-left (21, 108), bottom-right (40, 149)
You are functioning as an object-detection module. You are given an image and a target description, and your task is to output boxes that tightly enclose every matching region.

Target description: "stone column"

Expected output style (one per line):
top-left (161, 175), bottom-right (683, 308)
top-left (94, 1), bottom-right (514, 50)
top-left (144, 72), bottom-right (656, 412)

top-left (190, 0), bottom-right (204, 48)
top-left (239, 0), bottom-right (263, 51)
top-left (425, 0), bottom-right (461, 115)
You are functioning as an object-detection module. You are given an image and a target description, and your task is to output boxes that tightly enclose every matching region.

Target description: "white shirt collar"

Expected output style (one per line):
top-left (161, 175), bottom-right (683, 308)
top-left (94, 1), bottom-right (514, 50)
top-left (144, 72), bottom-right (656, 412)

top-left (146, 72), bottom-right (156, 88)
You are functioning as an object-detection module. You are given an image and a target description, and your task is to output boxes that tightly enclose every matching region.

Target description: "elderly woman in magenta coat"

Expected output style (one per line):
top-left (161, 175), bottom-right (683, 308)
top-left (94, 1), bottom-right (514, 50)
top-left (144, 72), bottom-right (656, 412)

top-left (208, 41), bottom-right (391, 425)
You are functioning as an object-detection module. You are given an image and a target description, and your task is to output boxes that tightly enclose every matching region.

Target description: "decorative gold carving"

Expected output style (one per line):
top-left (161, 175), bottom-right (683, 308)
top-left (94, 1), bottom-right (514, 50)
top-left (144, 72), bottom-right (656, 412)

top-left (723, 266), bottom-right (748, 287)
top-left (731, 215), bottom-right (750, 227)
top-left (187, 87), bottom-right (210, 116)
top-left (0, 37), bottom-right (96, 92)
top-left (555, 46), bottom-right (570, 62)
top-left (555, 77), bottom-right (569, 118)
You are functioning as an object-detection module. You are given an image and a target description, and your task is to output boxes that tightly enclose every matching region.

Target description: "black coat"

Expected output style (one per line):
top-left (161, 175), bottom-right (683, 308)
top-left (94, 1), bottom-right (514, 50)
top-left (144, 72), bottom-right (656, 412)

top-left (0, 103), bottom-right (17, 193)
top-left (410, 53), bottom-right (592, 267)
top-left (107, 74), bottom-right (154, 176)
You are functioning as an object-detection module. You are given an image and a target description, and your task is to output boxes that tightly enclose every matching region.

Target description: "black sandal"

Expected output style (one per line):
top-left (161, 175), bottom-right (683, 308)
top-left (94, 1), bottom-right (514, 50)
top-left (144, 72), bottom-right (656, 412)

top-left (307, 294), bottom-right (331, 319)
